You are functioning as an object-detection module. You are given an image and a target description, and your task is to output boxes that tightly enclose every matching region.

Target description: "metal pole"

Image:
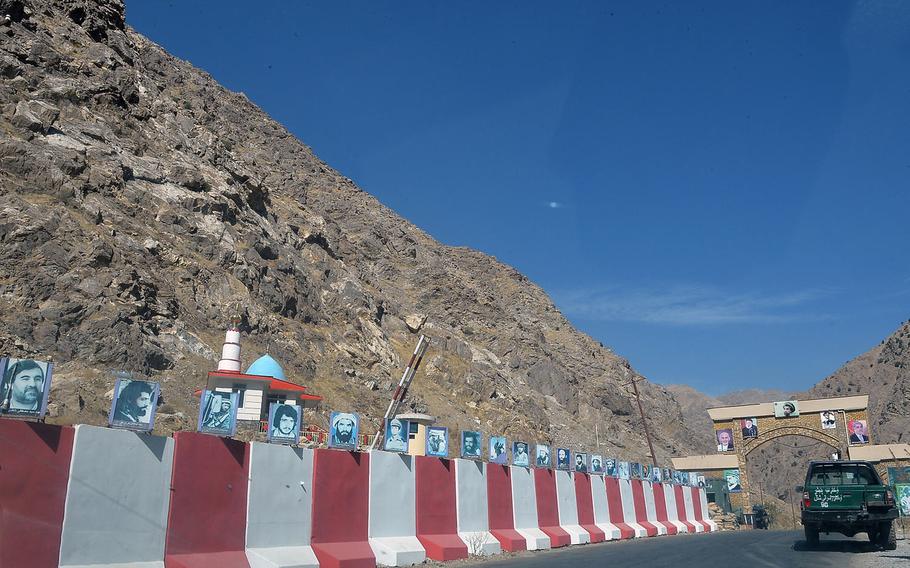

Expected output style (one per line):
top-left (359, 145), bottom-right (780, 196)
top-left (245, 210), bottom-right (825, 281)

top-left (790, 490), bottom-right (797, 529)
top-left (369, 335), bottom-right (430, 450)
top-left (630, 377), bottom-right (658, 466)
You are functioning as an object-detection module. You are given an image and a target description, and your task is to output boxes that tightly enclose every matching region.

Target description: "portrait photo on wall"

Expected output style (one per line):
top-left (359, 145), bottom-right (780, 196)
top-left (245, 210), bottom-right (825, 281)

top-left (426, 426), bottom-right (449, 458)
top-left (716, 428), bottom-right (735, 452)
top-left (535, 444), bottom-right (551, 467)
top-left (556, 448), bottom-right (571, 470)
top-left (461, 430), bottom-right (482, 459)
top-left (108, 376), bottom-right (159, 431)
top-left (489, 435), bottom-right (508, 464)
top-left (618, 461), bottom-right (631, 480)
top-left (329, 411), bottom-right (359, 450)
top-left (820, 410), bottom-right (837, 430)
top-left (724, 468), bottom-right (742, 492)
top-left (197, 390), bottom-right (239, 436)
top-left (575, 452), bottom-right (588, 473)
top-left (384, 418), bottom-right (410, 453)
top-left (681, 472), bottom-right (690, 485)
top-left (605, 458), bottom-right (617, 477)
top-left (267, 402), bottom-right (301, 445)
top-left (663, 467), bottom-right (672, 483)
top-left (0, 357), bottom-right (53, 418)
top-left (513, 441), bottom-right (530, 467)
top-left (630, 462), bottom-right (642, 479)
top-left (740, 417), bottom-right (758, 439)
top-left (651, 467), bottom-right (662, 483)
top-left (896, 484), bottom-right (910, 517)
top-left (773, 400), bottom-right (800, 418)
top-left (848, 419), bottom-right (870, 444)
top-left (591, 454), bottom-right (604, 474)
top-left (673, 470), bottom-right (683, 484)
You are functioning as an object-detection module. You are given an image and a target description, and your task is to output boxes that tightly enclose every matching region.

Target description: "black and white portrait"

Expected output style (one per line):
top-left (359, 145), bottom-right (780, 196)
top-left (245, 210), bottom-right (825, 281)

top-left (461, 430), bottom-right (482, 459)
top-left (489, 435), bottom-right (508, 464)
top-left (605, 458), bottom-right (617, 477)
top-left (820, 410), bottom-right (837, 430)
top-left (426, 426), bottom-right (448, 457)
top-left (651, 467), bottom-right (662, 483)
top-left (556, 448), bottom-right (571, 470)
top-left (513, 442), bottom-right (530, 467)
top-left (618, 461), bottom-right (631, 480)
top-left (197, 390), bottom-right (239, 436)
top-left (663, 467), bottom-right (672, 482)
top-left (591, 455), bottom-right (604, 474)
top-left (630, 462), bottom-right (642, 479)
top-left (108, 376), bottom-right (159, 431)
top-left (575, 452), bottom-right (588, 473)
top-left (267, 402), bottom-right (301, 445)
top-left (384, 418), bottom-right (410, 453)
top-left (536, 444), bottom-right (551, 467)
top-left (329, 411), bottom-right (359, 450)
top-left (0, 358), bottom-right (52, 418)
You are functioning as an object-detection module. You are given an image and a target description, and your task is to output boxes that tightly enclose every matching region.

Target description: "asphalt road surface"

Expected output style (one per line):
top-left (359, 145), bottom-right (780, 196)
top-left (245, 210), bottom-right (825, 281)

top-left (458, 530), bottom-right (909, 568)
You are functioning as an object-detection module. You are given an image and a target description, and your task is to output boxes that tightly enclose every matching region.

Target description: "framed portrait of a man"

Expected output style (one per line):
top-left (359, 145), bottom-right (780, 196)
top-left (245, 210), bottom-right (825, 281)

top-left (574, 452), bottom-right (588, 473)
top-left (0, 357), bottom-right (52, 419)
top-left (197, 390), bottom-right (239, 436)
top-left (663, 467), bottom-right (672, 483)
top-left (590, 455), bottom-right (604, 474)
top-left (716, 428), bottom-right (735, 452)
top-left (513, 442), bottom-right (530, 467)
top-left (848, 419), bottom-right (870, 444)
top-left (630, 462), bottom-right (642, 479)
top-left (618, 461), bottom-right (630, 480)
top-left (556, 448), bottom-right (571, 470)
top-left (724, 469), bottom-right (742, 492)
top-left (651, 466), bottom-right (662, 483)
top-left (329, 411), bottom-right (359, 450)
top-left (267, 402), bottom-right (301, 445)
top-left (535, 444), bottom-right (551, 467)
top-left (489, 435), bottom-right (508, 464)
top-left (108, 376), bottom-right (160, 431)
top-left (461, 430), bottom-right (482, 459)
top-left (673, 470), bottom-right (682, 485)
top-left (740, 417), bottom-right (758, 439)
top-left (820, 410), bottom-right (837, 430)
top-left (384, 418), bottom-right (410, 453)
top-left (605, 458), bottom-right (617, 477)
top-left (773, 400), bottom-right (799, 418)
top-left (681, 472), bottom-right (690, 485)
top-left (426, 426), bottom-right (448, 458)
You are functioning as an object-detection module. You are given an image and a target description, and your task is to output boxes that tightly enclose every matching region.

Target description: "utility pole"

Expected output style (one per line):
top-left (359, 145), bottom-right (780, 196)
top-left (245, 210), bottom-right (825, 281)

top-left (624, 376), bottom-right (658, 466)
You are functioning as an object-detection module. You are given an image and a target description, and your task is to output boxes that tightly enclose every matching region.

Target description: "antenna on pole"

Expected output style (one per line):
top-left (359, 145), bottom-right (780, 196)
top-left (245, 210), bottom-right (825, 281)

top-left (370, 335), bottom-right (431, 451)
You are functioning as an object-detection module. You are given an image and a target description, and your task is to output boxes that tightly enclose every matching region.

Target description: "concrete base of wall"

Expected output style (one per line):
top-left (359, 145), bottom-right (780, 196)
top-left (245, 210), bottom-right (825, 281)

top-left (594, 522), bottom-right (622, 540)
top-left (489, 529), bottom-right (526, 552)
top-left (368, 536), bottom-right (426, 566)
top-left (560, 525), bottom-right (591, 545)
top-left (514, 528), bottom-right (550, 551)
top-left (416, 535), bottom-right (468, 561)
top-left (703, 520), bottom-right (718, 531)
top-left (311, 542), bottom-right (375, 568)
top-left (668, 520), bottom-right (688, 533)
top-left (63, 563), bottom-right (162, 568)
top-left (457, 531), bottom-right (501, 556)
top-left (165, 551), bottom-right (251, 567)
top-left (246, 546), bottom-right (319, 568)
top-left (627, 522), bottom-right (649, 538)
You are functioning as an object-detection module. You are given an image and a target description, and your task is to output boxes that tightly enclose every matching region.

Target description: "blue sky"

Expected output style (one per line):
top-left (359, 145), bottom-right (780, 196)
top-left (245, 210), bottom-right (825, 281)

top-left (127, 1), bottom-right (910, 395)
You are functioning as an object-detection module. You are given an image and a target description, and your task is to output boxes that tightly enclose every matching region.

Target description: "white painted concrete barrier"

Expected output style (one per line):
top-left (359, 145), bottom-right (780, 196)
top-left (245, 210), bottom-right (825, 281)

top-left (454, 459), bottom-right (501, 556)
top-left (618, 479), bottom-right (648, 538)
top-left (589, 475), bottom-right (622, 540)
top-left (682, 485), bottom-right (704, 533)
top-left (699, 488), bottom-right (718, 531)
top-left (642, 481), bottom-right (668, 535)
top-left (368, 451), bottom-right (426, 566)
top-left (59, 425), bottom-right (174, 568)
top-left (554, 470), bottom-right (591, 545)
top-left (510, 466), bottom-right (550, 550)
top-left (662, 483), bottom-right (688, 534)
top-left (246, 442), bottom-right (319, 568)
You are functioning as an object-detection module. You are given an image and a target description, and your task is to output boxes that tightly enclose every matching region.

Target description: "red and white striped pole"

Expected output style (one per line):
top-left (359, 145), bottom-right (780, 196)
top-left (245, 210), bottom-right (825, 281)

top-left (370, 335), bottom-right (430, 450)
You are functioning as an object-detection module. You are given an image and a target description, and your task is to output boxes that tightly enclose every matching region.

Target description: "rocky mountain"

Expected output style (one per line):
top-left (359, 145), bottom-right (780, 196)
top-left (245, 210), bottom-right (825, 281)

top-left (0, 0), bottom-right (701, 462)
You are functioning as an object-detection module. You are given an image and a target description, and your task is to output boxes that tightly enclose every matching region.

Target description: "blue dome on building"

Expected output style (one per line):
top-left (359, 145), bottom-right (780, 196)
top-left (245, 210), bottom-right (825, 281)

top-left (245, 354), bottom-right (286, 380)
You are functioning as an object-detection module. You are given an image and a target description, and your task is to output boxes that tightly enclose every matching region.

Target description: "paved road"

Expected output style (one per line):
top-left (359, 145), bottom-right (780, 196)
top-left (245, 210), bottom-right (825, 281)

top-left (457, 530), bottom-right (909, 568)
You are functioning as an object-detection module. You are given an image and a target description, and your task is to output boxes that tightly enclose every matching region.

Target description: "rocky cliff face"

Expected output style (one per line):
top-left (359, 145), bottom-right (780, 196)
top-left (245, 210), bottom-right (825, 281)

top-left (0, 0), bottom-right (700, 461)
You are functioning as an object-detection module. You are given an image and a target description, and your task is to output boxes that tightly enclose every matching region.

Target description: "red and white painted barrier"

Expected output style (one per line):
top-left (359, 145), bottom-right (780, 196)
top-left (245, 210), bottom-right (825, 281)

top-left (688, 487), bottom-right (712, 532)
top-left (696, 486), bottom-right (718, 531)
top-left (415, 457), bottom-right (468, 561)
top-left (603, 477), bottom-right (639, 539)
top-left (368, 451), bottom-right (425, 566)
top-left (617, 478), bottom-right (649, 538)
top-left (680, 484), bottom-right (706, 533)
top-left (640, 480), bottom-right (669, 536)
top-left (454, 459), bottom-right (500, 556)
top-left (573, 473), bottom-right (607, 542)
top-left (533, 469), bottom-right (572, 547)
top-left (554, 470), bottom-right (591, 545)
top-left (673, 485), bottom-right (700, 533)
top-left (588, 475), bottom-right (624, 540)
top-left (486, 465), bottom-right (527, 552)
top-left (629, 479), bottom-right (661, 537)
top-left (662, 483), bottom-right (689, 533)
top-left (510, 466), bottom-right (551, 550)
top-left (651, 482), bottom-right (679, 535)
top-left (311, 449), bottom-right (375, 568)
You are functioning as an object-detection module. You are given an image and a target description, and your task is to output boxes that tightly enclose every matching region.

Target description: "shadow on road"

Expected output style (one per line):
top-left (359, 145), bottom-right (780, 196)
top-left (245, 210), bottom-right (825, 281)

top-left (792, 538), bottom-right (880, 554)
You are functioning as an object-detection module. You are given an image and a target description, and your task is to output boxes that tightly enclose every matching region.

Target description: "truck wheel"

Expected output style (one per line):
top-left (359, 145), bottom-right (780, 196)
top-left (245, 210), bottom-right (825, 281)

top-left (804, 525), bottom-right (819, 547)
top-left (867, 527), bottom-right (878, 544)
top-left (877, 522), bottom-right (896, 551)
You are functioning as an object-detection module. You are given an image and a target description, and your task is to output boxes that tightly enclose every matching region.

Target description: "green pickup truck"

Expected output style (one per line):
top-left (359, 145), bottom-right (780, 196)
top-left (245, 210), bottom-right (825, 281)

top-left (799, 460), bottom-right (898, 549)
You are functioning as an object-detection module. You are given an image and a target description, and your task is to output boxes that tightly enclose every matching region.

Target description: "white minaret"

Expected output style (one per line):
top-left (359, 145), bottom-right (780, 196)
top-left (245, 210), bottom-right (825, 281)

top-left (217, 316), bottom-right (242, 372)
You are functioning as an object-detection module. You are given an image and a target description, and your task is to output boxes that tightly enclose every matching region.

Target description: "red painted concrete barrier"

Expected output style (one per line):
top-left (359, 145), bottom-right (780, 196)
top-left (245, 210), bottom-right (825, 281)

top-left (486, 464), bottom-right (526, 552)
top-left (311, 449), bottom-right (374, 568)
top-left (630, 479), bottom-right (659, 537)
top-left (603, 477), bottom-right (635, 539)
top-left (573, 473), bottom-right (605, 543)
top-left (673, 485), bottom-right (697, 533)
top-left (651, 483), bottom-right (678, 535)
top-left (689, 487), bottom-right (711, 532)
top-left (532, 469), bottom-right (571, 547)
top-left (0, 421), bottom-right (74, 568)
top-left (415, 457), bottom-right (468, 561)
top-left (165, 432), bottom-right (251, 568)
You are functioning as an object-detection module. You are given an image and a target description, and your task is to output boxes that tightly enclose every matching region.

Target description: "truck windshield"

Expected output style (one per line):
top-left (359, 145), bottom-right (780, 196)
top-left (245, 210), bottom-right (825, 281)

top-left (808, 464), bottom-right (878, 486)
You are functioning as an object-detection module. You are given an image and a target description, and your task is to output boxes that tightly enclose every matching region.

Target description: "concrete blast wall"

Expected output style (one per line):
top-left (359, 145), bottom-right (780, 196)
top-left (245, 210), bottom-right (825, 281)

top-left (553, 470), bottom-right (590, 545)
top-left (485, 465), bottom-right (526, 552)
top-left (618, 479), bottom-right (648, 538)
top-left (651, 483), bottom-right (679, 535)
top-left (680, 485), bottom-right (703, 533)
top-left (630, 480), bottom-right (659, 537)
top-left (311, 449), bottom-right (374, 568)
top-left (415, 457), bottom-right (468, 561)
top-left (672, 485), bottom-right (697, 533)
top-left (0, 421), bottom-right (74, 568)
top-left (689, 487), bottom-right (711, 532)
top-left (59, 425), bottom-right (174, 568)
top-left (368, 450), bottom-right (425, 566)
top-left (698, 487), bottom-right (717, 531)
top-left (588, 475), bottom-right (622, 540)
top-left (572, 474), bottom-right (605, 542)
top-left (454, 459), bottom-right (500, 556)
top-left (245, 442), bottom-right (318, 568)
top-left (509, 466), bottom-right (550, 550)
top-left (532, 469), bottom-right (571, 548)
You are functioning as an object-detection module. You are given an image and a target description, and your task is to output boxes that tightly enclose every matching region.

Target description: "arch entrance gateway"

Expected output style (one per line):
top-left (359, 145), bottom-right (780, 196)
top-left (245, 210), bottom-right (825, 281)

top-left (672, 395), bottom-right (873, 515)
